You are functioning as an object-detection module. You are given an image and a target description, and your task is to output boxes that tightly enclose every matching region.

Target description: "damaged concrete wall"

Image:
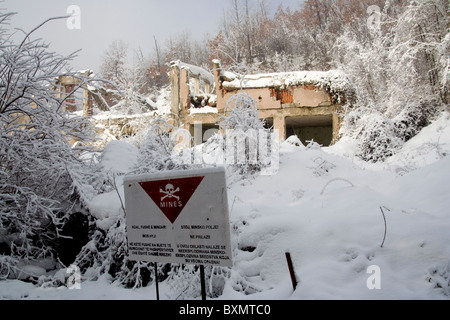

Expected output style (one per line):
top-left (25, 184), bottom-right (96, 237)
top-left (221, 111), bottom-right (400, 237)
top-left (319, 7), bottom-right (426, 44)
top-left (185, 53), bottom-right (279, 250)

top-left (169, 60), bottom-right (219, 132)
top-left (55, 71), bottom-right (94, 116)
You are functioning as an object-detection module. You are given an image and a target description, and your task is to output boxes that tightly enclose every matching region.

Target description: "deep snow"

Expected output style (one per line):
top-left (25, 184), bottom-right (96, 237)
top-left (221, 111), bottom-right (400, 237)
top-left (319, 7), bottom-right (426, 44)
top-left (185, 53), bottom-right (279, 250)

top-left (1, 112), bottom-right (450, 300)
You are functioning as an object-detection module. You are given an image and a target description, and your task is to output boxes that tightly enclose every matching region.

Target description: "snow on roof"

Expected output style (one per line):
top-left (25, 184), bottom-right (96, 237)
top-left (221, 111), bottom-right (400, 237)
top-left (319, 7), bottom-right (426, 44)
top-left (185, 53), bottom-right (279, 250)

top-left (77, 69), bottom-right (94, 76)
top-left (222, 69), bottom-right (353, 96)
top-left (170, 60), bottom-right (214, 84)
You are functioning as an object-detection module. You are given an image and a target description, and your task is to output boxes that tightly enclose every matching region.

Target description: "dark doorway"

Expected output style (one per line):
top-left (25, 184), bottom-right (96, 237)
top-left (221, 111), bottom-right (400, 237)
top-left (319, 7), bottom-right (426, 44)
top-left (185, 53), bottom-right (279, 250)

top-left (286, 115), bottom-right (333, 146)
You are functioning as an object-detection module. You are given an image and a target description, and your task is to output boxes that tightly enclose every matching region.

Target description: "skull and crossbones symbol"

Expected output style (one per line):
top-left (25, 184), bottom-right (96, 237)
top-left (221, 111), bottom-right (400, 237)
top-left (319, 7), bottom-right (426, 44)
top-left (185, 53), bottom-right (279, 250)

top-left (160, 183), bottom-right (180, 201)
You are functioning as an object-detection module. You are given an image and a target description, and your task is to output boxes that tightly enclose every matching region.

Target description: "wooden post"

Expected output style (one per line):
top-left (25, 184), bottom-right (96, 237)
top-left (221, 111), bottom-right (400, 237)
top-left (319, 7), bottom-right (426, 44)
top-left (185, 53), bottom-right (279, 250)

top-left (154, 263), bottom-right (160, 300)
top-left (285, 252), bottom-right (298, 291)
top-left (200, 265), bottom-right (207, 301)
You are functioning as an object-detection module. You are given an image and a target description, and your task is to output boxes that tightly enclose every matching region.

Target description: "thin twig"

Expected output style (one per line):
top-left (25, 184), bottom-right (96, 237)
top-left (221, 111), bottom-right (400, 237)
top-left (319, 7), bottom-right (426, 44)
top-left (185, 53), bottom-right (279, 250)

top-left (380, 206), bottom-right (387, 248)
top-left (112, 172), bottom-right (127, 215)
top-left (320, 178), bottom-right (354, 195)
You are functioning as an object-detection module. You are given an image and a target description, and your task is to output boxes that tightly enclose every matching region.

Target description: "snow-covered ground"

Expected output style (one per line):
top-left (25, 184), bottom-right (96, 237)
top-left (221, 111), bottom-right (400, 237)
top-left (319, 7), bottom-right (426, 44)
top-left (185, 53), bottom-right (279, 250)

top-left (1, 112), bottom-right (450, 300)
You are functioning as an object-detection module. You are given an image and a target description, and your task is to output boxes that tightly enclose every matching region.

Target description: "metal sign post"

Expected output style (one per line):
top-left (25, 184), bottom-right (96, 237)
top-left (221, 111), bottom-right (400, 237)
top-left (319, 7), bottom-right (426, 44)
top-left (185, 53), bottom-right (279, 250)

top-left (200, 265), bottom-right (206, 301)
top-left (124, 167), bottom-right (233, 300)
top-left (154, 262), bottom-right (160, 300)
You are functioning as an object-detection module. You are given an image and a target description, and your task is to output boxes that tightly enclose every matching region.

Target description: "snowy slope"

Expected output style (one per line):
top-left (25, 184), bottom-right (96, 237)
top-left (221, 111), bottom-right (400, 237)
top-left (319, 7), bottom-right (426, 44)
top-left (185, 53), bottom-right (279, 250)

top-left (226, 138), bottom-right (450, 300)
top-left (1, 113), bottom-right (450, 300)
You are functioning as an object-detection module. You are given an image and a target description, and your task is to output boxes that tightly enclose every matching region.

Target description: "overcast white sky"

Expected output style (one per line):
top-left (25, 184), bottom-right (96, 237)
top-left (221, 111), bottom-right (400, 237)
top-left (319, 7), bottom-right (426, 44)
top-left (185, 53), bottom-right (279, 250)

top-left (3, 0), bottom-right (303, 72)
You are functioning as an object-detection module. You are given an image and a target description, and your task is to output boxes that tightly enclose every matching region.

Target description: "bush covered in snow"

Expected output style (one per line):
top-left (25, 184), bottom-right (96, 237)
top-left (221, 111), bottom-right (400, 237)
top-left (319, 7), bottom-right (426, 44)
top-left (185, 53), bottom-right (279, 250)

top-left (0, 12), bottom-right (100, 281)
top-left (335, 0), bottom-right (449, 162)
top-left (343, 97), bottom-right (443, 162)
top-left (217, 92), bottom-right (275, 179)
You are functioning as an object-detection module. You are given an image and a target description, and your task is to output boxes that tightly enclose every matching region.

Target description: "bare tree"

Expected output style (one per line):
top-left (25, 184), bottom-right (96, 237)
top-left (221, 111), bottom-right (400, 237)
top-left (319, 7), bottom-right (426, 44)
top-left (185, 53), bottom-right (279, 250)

top-left (99, 40), bottom-right (128, 83)
top-left (99, 40), bottom-right (155, 114)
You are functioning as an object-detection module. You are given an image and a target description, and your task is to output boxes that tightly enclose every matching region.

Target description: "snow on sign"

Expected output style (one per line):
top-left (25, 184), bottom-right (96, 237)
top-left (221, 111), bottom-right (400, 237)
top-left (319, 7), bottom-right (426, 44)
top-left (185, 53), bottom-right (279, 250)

top-left (123, 167), bottom-right (232, 267)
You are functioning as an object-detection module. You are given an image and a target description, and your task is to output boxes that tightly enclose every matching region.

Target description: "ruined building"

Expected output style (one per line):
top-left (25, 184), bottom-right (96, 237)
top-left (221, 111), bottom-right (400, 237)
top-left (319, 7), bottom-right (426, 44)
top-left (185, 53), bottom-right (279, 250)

top-left (55, 70), bottom-right (155, 141)
top-left (169, 60), bottom-right (353, 146)
top-left (57, 61), bottom-right (353, 147)
top-left (54, 70), bottom-right (95, 115)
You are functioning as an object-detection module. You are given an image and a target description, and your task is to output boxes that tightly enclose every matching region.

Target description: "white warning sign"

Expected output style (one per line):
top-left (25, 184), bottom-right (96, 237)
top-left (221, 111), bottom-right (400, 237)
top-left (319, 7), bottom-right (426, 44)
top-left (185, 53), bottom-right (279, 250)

top-left (123, 167), bottom-right (232, 267)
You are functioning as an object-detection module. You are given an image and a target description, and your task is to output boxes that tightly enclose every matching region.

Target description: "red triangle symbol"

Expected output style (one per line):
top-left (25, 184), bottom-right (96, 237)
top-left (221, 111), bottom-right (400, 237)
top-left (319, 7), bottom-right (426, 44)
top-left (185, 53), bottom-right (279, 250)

top-left (139, 176), bottom-right (204, 224)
